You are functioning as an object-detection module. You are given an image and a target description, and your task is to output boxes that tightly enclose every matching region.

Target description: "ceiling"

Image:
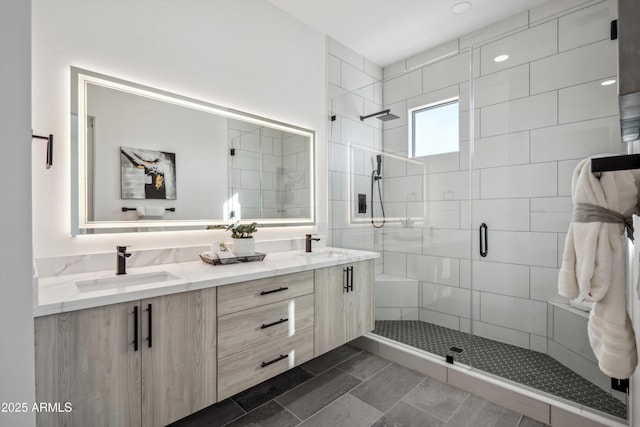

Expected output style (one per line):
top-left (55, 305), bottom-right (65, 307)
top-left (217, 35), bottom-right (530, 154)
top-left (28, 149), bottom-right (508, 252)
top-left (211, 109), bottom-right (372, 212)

top-left (268, 0), bottom-right (554, 67)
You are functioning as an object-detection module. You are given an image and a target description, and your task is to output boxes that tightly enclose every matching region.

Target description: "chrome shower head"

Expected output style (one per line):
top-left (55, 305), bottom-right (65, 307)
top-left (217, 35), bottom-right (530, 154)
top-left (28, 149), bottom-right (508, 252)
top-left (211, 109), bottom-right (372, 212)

top-left (360, 109), bottom-right (399, 122)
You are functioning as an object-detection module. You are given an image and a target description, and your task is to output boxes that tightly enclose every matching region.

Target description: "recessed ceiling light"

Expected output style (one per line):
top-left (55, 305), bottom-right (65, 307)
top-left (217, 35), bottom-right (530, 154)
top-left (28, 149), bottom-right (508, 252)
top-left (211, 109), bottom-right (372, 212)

top-left (601, 79), bottom-right (616, 86)
top-left (494, 54), bottom-right (509, 63)
top-left (450, 1), bottom-right (472, 15)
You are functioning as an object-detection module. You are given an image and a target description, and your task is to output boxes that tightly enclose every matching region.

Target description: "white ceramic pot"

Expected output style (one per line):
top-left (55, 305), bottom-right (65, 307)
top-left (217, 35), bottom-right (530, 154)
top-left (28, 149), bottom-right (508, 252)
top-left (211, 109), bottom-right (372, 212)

top-left (232, 237), bottom-right (255, 257)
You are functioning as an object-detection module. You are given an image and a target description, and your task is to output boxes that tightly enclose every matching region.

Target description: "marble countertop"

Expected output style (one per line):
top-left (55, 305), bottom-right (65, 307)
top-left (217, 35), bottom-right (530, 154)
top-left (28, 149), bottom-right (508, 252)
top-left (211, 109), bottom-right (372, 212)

top-left (34, 248), bottom-right (378, 317)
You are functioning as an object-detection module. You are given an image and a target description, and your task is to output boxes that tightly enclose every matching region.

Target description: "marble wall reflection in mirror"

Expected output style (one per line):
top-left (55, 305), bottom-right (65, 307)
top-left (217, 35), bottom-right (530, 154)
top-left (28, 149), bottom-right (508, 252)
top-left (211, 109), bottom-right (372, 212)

top-left (71, 67), bottom-right (315, 234)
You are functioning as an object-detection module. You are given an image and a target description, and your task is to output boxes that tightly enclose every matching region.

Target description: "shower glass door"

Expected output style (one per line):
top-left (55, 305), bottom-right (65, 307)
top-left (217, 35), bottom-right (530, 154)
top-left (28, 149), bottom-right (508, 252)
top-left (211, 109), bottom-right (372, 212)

top-left (468, 5), bottom-right (627, 420)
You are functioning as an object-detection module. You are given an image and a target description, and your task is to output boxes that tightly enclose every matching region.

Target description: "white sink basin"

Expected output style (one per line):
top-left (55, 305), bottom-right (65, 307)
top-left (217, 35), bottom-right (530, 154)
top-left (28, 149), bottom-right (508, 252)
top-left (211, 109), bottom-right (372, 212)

top-left (297, 249), bottom-right (349, 258)
top-left (76, 271), bottom-right (182, 291)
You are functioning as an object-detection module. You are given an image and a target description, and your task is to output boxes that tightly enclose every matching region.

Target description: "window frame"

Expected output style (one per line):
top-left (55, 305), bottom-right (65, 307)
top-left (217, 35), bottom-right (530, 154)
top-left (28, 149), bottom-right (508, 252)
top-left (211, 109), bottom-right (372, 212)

top-left (408, 96), bottom-right (460, 158)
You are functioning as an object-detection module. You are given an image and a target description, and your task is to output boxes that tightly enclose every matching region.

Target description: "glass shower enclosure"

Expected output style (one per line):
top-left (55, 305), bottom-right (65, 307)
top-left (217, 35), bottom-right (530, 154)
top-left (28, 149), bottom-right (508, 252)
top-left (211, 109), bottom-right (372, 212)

top-left (328, 0), bottom-right (627, 422)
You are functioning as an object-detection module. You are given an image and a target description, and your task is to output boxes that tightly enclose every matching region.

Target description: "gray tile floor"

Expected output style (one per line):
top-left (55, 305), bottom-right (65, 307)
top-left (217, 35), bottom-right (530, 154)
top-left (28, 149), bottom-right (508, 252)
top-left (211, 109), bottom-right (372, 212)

top-left (373, 320), bottom-right (627, 420)
top-left (171, 344), bottom-right (549, 427)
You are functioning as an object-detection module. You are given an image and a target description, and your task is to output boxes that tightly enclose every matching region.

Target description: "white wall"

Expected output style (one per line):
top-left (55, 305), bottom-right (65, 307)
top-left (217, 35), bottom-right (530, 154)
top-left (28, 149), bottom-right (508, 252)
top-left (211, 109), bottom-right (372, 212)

top-left (0, 0), bottom-right (36, 425)
top-left (32, 0), bottom-right (327, 257)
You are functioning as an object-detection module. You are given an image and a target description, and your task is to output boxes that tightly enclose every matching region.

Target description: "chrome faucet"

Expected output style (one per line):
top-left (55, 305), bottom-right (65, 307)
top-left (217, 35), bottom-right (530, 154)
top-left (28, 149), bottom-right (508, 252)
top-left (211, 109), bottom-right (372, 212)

top-left (116, 246), bottom-right (131, 275)
top-left (305, 234), bottom-right (320, 253)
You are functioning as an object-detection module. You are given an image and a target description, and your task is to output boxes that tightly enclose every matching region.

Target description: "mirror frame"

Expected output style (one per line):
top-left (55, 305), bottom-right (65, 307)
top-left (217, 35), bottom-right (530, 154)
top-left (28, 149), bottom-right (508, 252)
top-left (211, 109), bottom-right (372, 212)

top-left (71, 67), bottom-right (315, 234)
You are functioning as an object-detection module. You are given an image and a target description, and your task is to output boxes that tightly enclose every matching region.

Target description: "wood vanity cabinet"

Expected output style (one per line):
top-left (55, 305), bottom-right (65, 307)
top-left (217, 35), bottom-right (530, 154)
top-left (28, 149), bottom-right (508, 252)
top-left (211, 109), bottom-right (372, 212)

top-left (34, 288), bottom-right (217, 427)
top-left (216, 271), bottom-right (315, 400)
top-left (314, 259), bottom-right (375, 356)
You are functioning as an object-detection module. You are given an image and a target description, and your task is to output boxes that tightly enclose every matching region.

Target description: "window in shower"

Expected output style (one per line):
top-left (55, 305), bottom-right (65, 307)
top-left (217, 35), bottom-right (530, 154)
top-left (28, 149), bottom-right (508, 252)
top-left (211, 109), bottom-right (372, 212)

top-left (409, 97), bottom-right (459, 158)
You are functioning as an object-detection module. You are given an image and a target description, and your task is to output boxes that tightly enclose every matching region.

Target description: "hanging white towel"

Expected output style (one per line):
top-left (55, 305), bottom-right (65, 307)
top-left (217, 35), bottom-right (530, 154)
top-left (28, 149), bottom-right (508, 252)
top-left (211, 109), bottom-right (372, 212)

top-left (558, 156), bottom-right (639, 378)
top-left (635, 215), bottom-right (640, 300)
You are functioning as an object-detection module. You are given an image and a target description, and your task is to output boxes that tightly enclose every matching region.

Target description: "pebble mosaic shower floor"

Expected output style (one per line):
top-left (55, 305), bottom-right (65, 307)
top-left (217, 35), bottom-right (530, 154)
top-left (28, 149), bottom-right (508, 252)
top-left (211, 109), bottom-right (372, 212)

top-left (373, 320), bottom-right (627, 420)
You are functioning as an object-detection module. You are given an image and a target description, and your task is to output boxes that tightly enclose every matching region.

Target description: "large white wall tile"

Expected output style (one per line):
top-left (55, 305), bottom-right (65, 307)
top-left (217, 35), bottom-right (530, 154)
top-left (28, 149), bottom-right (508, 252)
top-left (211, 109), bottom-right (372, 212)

top-left (460, 199), bottom-right (530, 231)
top-left (383, 100), bottom-right (408, 129)
top-left (419, 308), bottom-right (461, 330)
top-left (331, 90), bottom-right (363, 121)
top-left (423, 229), bottom-right (470, 259)
top-left (559, 79), bottom-right (618, 124)
top-left (468, 260), bottom-right (529, 298)
top-left (531, 39), bottom-right (616, 94)
top-left (422, 52), bottom-right (470, 95)
top-left (376, 308), bottom-right (403, 321)
top-left (481, 163), bottom-right (558, 199)
top-left (473, 230), bottom-right (558, 268)
top-left (470, 64), bottom-right (530, 108)
top-left (531, 197), bottom-right (573, 232)
top-left (553, 305), bottom-right (596, 362)
top-left (530, 267), bottom-right (563, 302)
top-left (480, 21), bottom-right (557, 76)
top-left (558, 1), bottom-right (617, 51)
top-left (340, 228), bottom-right (375, 251)
top-left (417, 152), bottom-right (461, 175)
top-left (407, 254), bottom-right (460, 286)
top-left (383, 60), bottom-right (406, 80)
top-left (529, 0), bottom-right (601, 25)
top-left (407, 39), bottom-right (459, 71)
top-left (424, 201), bottom-right (460, 229)
top-left (328, 37), bottom-right (364, 70)
top-left (481, 92), bottom-right (557, 137)
top-left (383, 228), bottom-right (423, 254)
top-left (328, 54), bottom-right (341, 87)
top-left (472, 320), bottom-right (531, 349)
top-left (463, 131), bottom-right (530, 170)
top-left (329, 142), bottom-right (347, 173)
top-left (384, 175), bottom-right (423, 203)
top-left (383, 69), bottom-right (422, 105)
top-left (364, 58), bottom-right (383, 81)
top-left (422, 283), bottom-right (475, 319)
top-left (460, 11), bottom-right (529, 50)
top-left (383, 251), bottom-right (407, 277)
top-left (427, 170), bottom-right (479, 201)
top-left (383, 125), bottom-right (408, 154)
top-left (375, 281), bottom-right (419, 308)
top-left (343, 118), bottom-right (376, 147)
top-left (481, 293), bottom-right (547, 335)
top-left (530, 116), bottom-right (623, 163)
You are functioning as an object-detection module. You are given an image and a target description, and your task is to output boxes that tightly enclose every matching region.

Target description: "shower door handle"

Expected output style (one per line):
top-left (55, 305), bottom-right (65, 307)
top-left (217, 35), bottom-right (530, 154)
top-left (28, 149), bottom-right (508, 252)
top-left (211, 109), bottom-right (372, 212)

top-left (479, 223), bottom-right (488, 257)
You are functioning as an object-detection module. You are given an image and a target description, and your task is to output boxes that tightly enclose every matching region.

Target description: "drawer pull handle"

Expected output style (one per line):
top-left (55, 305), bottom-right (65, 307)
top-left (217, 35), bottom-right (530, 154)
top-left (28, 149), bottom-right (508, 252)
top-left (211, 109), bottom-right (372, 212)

top-left (261, 318), bottom-right (289, 329)
top-left (261, 354), bottom-right (289, 368)
top-left (133, 305), bottom-right (139, 352)
top-left (260, 286), bottom-right (288, 296)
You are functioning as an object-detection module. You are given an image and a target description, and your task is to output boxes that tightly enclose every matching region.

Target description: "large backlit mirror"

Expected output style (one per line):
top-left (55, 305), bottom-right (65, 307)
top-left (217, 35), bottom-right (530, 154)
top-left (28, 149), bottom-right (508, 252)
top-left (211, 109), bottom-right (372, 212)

top-left (71, 67), bottom-right (315, 234)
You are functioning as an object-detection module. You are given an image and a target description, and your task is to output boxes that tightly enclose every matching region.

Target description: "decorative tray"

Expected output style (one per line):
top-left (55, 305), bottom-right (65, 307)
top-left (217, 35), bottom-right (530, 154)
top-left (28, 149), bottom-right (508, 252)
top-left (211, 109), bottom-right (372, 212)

top-left (199, 251), bottom-right (267, 266)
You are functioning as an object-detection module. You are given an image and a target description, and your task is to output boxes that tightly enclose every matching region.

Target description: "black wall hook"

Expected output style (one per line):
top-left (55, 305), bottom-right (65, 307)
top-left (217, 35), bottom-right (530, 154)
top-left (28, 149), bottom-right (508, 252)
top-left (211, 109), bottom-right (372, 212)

top-left (32, 133), bottom-right (53, 169)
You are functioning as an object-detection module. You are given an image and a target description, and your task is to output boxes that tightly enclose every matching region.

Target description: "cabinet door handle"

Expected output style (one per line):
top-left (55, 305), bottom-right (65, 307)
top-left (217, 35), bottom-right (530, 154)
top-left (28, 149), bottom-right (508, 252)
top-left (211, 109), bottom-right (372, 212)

top-left (147, 303), bottom-right (153, 348)
top-left (133, 306), bottom-right (139, 352)
top-left (261, 354), bottom-right (288, 368)
top-left (261, 318), bottom-right (289, 329)
top-left (260, 286), bottom-right (288, 296)
top-left (343, 267), bottom-right (349, 292)
top-left (479, 223), bottom-right (488, 257)
top-left (349, 266), bottom-right (354, 291)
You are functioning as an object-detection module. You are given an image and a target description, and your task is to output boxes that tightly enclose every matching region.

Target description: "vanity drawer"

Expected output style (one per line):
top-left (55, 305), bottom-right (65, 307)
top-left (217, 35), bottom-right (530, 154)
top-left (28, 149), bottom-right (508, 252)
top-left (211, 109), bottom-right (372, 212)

top-left (218, 294), bottom-right (314, 359)
top-left (217, 327), bottom-right (313, 400)
top-left (217, 271), bottom-right (313, 316)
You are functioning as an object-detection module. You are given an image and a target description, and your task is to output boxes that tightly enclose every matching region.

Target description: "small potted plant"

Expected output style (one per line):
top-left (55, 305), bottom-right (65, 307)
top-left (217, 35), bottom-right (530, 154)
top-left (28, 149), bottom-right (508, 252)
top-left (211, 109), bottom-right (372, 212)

top-left (225, 221), bottom-right (258, 256)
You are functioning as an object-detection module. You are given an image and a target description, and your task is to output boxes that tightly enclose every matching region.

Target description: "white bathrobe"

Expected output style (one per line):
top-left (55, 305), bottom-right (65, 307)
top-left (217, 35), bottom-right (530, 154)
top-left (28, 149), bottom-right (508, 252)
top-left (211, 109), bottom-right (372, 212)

top-left (558, 157), bottom-right (639, 379)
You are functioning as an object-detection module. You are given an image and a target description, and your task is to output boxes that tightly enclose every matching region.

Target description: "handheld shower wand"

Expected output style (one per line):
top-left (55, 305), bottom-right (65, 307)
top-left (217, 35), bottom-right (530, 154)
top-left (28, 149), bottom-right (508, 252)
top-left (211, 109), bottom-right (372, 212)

top-left (371, 154), bottom-right (386, 228)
